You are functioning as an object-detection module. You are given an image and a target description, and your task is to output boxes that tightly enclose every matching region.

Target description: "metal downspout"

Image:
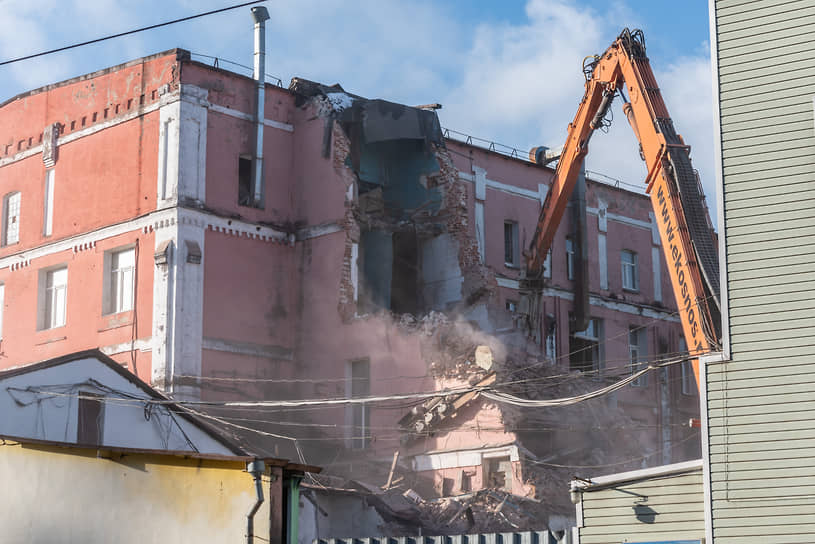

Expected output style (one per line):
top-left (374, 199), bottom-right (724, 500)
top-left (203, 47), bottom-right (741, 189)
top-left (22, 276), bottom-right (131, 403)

top-left (250, 6), bottom-right (270, 207)
top-left (246, 459), bottom-right (265, 544)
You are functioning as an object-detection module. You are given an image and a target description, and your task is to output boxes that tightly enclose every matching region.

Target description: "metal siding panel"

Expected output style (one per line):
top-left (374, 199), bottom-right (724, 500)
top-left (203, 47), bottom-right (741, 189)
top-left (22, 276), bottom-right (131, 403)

top-left (717, 3), bottom-right (815, 29)
top-left (719, 44), bottom-right (815, 74)
top-left (721, 134), bottom-right (815, 158)
top-left (727, 245), bottom-right (815, 266)
top-left (579, 472), bottom-right (704, 542)
top-left (717, 13), bottom-right (815, 44)
top-left (722, 162), bottom-right (815, 184)
top-left (728, 262), bottom-right (814, 283)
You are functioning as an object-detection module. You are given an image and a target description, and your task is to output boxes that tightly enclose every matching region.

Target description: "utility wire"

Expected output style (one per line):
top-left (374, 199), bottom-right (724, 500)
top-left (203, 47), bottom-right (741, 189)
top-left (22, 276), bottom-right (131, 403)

top-left (13, 353), bottom-right (696, 410)
top-left (0, 1), bottom-right (268, 68)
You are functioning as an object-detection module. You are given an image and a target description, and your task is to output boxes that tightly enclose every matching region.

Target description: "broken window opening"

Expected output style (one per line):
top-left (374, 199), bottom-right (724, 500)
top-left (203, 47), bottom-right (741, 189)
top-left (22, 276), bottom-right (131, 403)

top-left (237, 156), bottom-right (253, 207)
top-left (629, 326), bottom-right (648, 386)
top-left (2, 191), bottom-right (21, 246)
top-left (485, 456), bottom-right (512, 491)
top-left (441, 477), bottom-right (455, 496)
top-left (391, 231), bottom-right (419, 315)
top-left (569, 317), bottom-right (603, 376)
top-left (460, 470), bottom-right (474, 493)
top-left (504, 221), bottom-right (519, 268)
top-left (565, 237), bottom-right (575, 280)
top-left (545, 315), bottom-right (557, 363)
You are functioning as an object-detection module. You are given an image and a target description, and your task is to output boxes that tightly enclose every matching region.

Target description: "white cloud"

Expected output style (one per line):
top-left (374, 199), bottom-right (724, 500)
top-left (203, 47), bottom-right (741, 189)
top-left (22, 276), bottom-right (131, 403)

top-left (436, 0), bottom-right (716, 217)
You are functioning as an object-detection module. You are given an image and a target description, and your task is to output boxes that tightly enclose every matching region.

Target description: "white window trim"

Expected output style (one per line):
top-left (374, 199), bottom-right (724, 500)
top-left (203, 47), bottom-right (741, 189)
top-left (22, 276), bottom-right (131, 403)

top-left (103, 246), bottom-right (136, 315)
top-left (38, 266), bottom-right (68, 330)
top-left (621, 249), bottom-right (639, 292)
top-left (2, 191), bottom-right (21, 246)
top-left (566, 238), bottom-right (575, 280)
top-left (503, 220), bottom-right (520, 268)
top-left (572, 317), bottom-right (604, 377)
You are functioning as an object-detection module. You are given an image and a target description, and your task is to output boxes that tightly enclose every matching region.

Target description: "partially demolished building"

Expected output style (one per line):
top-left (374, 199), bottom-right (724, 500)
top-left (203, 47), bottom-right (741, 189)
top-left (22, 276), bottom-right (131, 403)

top-left (0, 46), bottom-right (698, 533)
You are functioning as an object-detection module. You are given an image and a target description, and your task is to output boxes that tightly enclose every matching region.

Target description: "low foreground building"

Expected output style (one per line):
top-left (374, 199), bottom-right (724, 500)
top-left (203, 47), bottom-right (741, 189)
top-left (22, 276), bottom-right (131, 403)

top-left (571, 460), bottom-right (704, 543)
top-left (0, 350), bottom-right (318, 543)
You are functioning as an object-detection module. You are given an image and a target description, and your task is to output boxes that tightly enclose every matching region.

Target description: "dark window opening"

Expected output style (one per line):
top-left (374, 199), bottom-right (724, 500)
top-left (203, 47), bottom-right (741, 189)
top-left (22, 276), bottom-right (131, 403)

top-left (391, 232), bottom-right (419, 314)
top-left (442, 477), bottom-right (455, 496)
top-left (349, 359), bottom-right (370, 449)
top-left (460, 471), bottom-right (473, 493)
top-left (569, 318), bottom-right (602, 375)
top-left (565, 237), bottom-right (575, 280)
top-left (504, 221), bottom-right (519, 267)
top-left (485, 456), bottom-right (512, 491)
top-left (238, 157), bottom-right (253, 206)
top-left (77, 393), bottom-right (104, 446)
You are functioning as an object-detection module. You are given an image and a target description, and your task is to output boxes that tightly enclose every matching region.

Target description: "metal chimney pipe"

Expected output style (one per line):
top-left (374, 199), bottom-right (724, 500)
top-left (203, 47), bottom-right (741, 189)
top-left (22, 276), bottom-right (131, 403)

top-left (250, 6), bottom-right (270, 207)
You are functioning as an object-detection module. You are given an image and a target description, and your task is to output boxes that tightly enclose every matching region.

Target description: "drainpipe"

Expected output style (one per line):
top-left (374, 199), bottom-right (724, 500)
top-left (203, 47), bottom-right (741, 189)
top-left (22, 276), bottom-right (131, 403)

top-left (250, 6), bottom-right (270, 207)
top-left (246, 459), bottom-right (265, 544)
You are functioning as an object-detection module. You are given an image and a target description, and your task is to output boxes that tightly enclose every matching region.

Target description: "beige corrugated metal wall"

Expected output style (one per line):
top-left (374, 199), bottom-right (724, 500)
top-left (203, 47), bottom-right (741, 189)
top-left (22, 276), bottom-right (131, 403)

top-left (578, 468), bottom-right (704, 543)
top-left (711, 0), bottom-right (815, 541)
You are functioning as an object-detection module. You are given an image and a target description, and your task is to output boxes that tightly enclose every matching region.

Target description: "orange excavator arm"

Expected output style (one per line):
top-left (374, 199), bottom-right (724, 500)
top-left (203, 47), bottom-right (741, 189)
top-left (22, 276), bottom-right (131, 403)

top-left (525, 29), bottom-right (720, 388)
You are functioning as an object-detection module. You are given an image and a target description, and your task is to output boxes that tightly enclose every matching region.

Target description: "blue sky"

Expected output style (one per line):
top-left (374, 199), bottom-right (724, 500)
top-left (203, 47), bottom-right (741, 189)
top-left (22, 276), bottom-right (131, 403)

top-left (0, 0), bottom-right (717, 215)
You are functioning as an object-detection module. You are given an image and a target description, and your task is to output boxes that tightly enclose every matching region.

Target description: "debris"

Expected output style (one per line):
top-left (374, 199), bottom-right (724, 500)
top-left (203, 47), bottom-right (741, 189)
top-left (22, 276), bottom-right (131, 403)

top-left (384, 450), bottom-right (400, 490)
top-left (475, 345), bottom-right (493, 370)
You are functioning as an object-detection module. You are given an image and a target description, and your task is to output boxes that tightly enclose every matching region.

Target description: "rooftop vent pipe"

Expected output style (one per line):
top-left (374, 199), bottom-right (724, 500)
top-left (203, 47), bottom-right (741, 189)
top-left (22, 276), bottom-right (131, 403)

top-left (251, 6), bottom-right (270, 207)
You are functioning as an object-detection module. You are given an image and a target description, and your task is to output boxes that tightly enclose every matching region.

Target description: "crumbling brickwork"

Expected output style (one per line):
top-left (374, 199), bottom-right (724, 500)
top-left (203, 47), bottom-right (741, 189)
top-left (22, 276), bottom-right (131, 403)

top-left (435, 145), bottom-right (498, 308)
top-left (333, 120), bottom-right (362, 322)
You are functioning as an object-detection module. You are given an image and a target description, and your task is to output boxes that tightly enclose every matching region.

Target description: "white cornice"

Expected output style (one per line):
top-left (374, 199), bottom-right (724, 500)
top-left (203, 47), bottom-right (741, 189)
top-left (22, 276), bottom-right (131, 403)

top-left (495, 277), bottom-right (679, 322)
top-left (0, 206), bottom-right (292, 272)
top-left (0, 84), bottom-right (293, 170)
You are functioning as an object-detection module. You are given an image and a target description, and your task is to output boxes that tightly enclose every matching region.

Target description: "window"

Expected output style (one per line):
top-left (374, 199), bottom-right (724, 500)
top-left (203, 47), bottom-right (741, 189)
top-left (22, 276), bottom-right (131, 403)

top-left (238, 156), bottom-right (253, 206)
top-left (105, 248), bottom-right (135, 314)
top-left (545, 316), bottom-right (557, 363)
top-left (39, 266), bottom-right (67, 330)
top-left (347, 358), bottom-right (370, 449)
top-left (43, 169), bottom-right (55, 236)
top-left (629, 326), bottom-right (648, 386)
top-left (77, 393), bottom-right (104, 445)
top-left (485, 456), bottom-right (512, 491)
top-left (679, 338), bottom-right (696, 396)
top-left (2, 191), bottom-right (21, 246)
top-left (569, 318), bottom-right (602, 375)
top-left (621, 250), bottom-right (639, 291)
top-left (504, 221), bottom-right (519, 267)
top-left (460, 470), bottom-right (474, 493)
top-left (505, 299), bottom-right (517, 313)
top-left (565, 237), bottom-right (575, 280)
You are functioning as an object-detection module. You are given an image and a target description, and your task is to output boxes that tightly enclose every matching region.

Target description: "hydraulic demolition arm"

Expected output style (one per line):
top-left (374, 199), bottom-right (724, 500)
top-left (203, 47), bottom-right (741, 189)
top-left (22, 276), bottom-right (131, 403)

top-left (525, 29), bottom-right (721, 387)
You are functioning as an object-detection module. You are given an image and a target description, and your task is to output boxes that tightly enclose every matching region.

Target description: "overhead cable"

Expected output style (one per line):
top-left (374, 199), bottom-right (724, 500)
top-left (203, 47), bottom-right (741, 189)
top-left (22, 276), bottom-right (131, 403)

top-left (14, 353), bottom-right (696, 410)
top-left (0, 1), bottom-right (268, 68)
